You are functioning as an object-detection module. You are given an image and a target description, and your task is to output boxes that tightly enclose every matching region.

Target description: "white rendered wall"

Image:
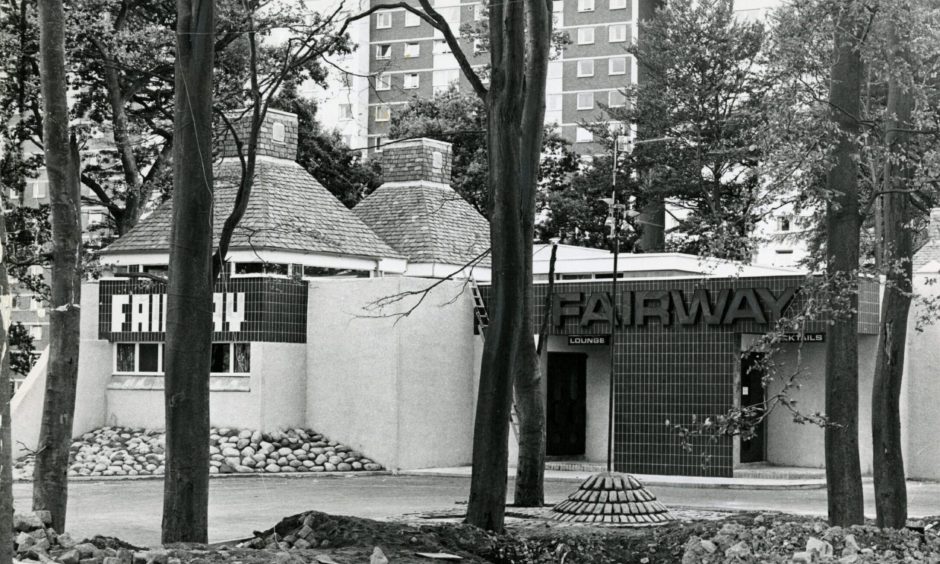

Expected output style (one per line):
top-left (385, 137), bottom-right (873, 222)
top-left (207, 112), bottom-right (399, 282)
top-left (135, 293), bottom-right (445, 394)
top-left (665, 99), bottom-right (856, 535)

top-left (903, 268), bottom-right (940, 480)
top-left (764, 337), bottom-right (877, 473)
top-left (306, 277), bottom-right (477, 471)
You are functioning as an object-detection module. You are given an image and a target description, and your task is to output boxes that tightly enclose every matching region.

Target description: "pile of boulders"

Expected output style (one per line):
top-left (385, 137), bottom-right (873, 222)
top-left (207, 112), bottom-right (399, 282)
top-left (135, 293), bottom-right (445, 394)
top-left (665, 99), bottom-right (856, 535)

top-left (681, 517), bottom-right (940, 563)
top-left (14, 426), bottom-right (382, 480)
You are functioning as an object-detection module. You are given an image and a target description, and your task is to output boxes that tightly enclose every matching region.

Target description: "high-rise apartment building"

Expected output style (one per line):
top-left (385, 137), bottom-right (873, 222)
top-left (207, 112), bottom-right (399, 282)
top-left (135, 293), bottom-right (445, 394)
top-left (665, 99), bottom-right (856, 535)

top-left (309, 0), bottom-right (645, 155)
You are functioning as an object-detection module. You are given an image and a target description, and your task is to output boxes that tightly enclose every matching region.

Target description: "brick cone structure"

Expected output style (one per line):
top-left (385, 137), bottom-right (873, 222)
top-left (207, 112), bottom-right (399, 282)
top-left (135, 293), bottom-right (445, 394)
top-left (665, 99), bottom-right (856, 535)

top-left (551, 472), bottom-right (675, 525)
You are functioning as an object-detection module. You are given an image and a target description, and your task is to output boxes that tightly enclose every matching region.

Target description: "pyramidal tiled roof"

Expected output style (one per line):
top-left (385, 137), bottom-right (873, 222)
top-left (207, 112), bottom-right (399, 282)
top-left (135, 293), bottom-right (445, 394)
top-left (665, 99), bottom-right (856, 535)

top-left (353, 139), bottom-right (490, 268)
top-left (102, 158), bottom-right (403, 260)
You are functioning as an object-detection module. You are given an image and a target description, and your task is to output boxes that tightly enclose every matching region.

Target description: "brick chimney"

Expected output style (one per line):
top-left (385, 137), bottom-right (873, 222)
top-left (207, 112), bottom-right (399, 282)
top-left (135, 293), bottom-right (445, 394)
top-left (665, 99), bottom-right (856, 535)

top-left (380, 138), bottom-right (453, 185)
top-left (218, 108), bottom-right (298, 161)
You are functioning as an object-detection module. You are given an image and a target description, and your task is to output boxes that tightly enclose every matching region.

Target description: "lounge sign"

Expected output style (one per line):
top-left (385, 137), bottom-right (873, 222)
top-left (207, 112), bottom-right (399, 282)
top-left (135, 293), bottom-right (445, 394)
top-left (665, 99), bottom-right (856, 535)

top-left (553, 287), bottom-right (798, 328)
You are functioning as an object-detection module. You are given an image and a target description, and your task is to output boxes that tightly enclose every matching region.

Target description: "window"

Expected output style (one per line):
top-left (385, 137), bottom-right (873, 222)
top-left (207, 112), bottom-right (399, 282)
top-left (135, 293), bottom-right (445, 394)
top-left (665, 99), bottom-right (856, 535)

top-left (777, 217), bottom-right (792, 232)
top-left (609, 0), bottom-right (627, 9)
top-left (553, 0), bottom-right (563, 12)
top-left (609, 24), bottom-right (627, 43)
top-left (775, 248), bottom-right (794, 255)
top-left (143, 264), bottom-right (168, 277)
top-left (577, 92), bottom-right (594, 110)
top-left (303, 266), bottom-right (370, 278)
top-left (234, 262), bottom-right (288, 276)
top-left (116, 343), bottom-right (136, 372)
top-left (339, 104), bottom-right (353, 120)
top-left (115, 343), bottom-right (161, 373)
top-left (609, 56), bottom-right (627, 75)
top-left (32, 181), bottom-right (46, 199)
top-left (577, 59), bottom-right (594, 77)
top-left (433, 40), bottom-right (451, 54)
top-left (404, 42), bottom-right (420, 58)
top-left (211, 343), bottom-right (230, 374)
top-left (473, 3), bottom-right (484, 20)
top-left (211, 343), bottom-right (250, 374)
top-left (375, 73), bottom-right (391, 91)
top-left (578, 0), bottom-right (595, 11)
top-left (376, 12), bottom-right (392, 28)
top-left (576, 127), bottom-right (593, 143)
top-left (375, 44), bottom-right (391, 59)
top-left (405, 10), bottom-right (421, 26)
top-left (432, 69), bottom-right (460, 94)
top-left (404, 73), bottom-right (420, 89)
top-left (370, 136), bottom-right (385, 152)
top-left (546, 94), bottom-right (563, 111)
top-left (234, 343), bottom-right (250, 373)
top-left (272, 122), bottom-right (286, 142)
top-left (139, 343), bottom-right (160, 373)
top-left (577, 27), bottom-right (595, 45)
top-left (608, 90), bottom-right (626, 107)
top-left (375, 105), bottom-right (391, 122)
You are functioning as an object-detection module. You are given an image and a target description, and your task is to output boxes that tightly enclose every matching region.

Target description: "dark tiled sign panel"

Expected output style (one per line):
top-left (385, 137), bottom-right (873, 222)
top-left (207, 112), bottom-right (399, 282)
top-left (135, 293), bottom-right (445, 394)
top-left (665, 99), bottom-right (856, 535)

top-left (484, 275), bottom-right (879, 478)
top-left (99, 277), bottom-right (308, 343)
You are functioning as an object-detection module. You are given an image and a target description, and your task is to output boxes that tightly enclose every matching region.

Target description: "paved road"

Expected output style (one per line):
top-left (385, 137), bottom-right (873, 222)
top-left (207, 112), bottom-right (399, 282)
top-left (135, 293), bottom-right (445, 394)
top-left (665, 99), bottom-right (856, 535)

top-left (13, 475), bottom-right (940, 547)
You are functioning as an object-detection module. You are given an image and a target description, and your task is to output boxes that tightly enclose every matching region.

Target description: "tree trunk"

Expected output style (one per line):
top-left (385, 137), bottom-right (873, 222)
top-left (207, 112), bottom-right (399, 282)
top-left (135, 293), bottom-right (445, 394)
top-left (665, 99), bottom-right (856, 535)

top-left (0, 199), bottom-right (16, 564)
top-left (823, 0), bottom-right (865, 528)
top-left (466, 0), bottom-right (551, 532)
top-left (513, 240), bottom-right (545, 507)
top-left (161, 0), bottom-right (215, 544)
top-left (32, 0), bottom-right (83, 533)
top-left (872, 18), bottom-right (913, 530)
top-left (515, 243), bottom-right (557, 506)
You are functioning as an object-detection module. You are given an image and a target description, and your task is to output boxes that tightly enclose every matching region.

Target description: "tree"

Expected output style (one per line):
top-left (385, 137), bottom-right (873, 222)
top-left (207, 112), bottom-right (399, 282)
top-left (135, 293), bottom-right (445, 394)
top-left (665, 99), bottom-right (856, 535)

top-left (607, 0), bottom-right (771, 260)
top-left (8, 322), bottom-right (36, 377)
top-left (348, 0), bottom-right (553, 529)
top-left (161, 0), bottom-right (215, 543)
top-left (871, 15), bottom-right (912, 526)
top-left (822, 1), bottom-right (866, 524)
top-left (32, 0), bottom-right (83, 533)
top-left (0, 200), bottom-right (16, 564)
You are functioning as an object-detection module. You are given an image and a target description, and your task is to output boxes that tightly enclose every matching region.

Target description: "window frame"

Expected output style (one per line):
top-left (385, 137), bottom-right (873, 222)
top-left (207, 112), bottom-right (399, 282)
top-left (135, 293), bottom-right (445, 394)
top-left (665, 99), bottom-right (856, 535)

top-left (577, 27), bottom-right (595, 45)
top-left (374, 105), bottom-right (391, 122)
top-left (404, 73), bottom-right (420, 89)
top-left (575, 127), bottom-right (594, 143)
top-left (577, 0), bottom-right (595, 12)
top-left (403, 42), bottom-right (421, 58)
top-left (608, 56), bottom-right (627, 75)
top-left (608, 89), bottom-right (627, 107)
top-left (608, 23), bottom-right (627, 43)
top-left (376, 11), bottom-right (392, 29)
top-left (576, 59), bottom-right (595, 77)
top-left (609, 0), bottom-right (627, 9)
top-left (576, 92), bottom-right (594, 110)
top-left (375, 73), bottom-right (392, 91)
top-left (375, 44), bottom-right (392, 60)
top-left (404, 10), bottom-right (421, 26)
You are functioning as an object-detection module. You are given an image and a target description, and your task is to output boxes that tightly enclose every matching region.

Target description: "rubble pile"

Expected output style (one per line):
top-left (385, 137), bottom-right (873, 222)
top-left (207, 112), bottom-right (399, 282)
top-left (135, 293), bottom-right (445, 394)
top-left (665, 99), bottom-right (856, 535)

top-left (681, 518), bottom-right (940, 563)
top-left (14, 426), bottom-right (382, 480)
top-left (11, 510), bottom-right (153, 564)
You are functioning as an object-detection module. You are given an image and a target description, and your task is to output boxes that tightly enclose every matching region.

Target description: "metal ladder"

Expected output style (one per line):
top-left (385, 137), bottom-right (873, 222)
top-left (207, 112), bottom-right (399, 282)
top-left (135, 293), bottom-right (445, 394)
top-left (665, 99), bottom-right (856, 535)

top-left (470, 280), bottom-right (520, 440)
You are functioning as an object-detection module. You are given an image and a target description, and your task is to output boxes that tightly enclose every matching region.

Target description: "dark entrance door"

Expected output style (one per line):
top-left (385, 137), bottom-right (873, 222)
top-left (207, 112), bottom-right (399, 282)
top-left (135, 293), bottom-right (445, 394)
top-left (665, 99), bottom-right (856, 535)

top-left (740, 352), bottom-right (767, 463)
top-left (547, 352), bottom-right (587, 456)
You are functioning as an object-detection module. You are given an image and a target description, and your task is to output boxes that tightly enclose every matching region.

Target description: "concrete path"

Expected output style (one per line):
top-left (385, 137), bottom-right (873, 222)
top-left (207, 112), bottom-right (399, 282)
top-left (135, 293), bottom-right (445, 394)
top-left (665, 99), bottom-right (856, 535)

top-left (12, 474), bottom-right (940, 548)
top-left (405, 466), bottom-right (831, 490)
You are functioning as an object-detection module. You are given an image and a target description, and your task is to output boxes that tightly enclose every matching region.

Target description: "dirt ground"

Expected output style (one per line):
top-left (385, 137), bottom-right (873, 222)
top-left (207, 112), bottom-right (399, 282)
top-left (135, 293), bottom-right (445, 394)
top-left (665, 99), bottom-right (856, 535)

top-left (67, 508), bottom-right (940, 564)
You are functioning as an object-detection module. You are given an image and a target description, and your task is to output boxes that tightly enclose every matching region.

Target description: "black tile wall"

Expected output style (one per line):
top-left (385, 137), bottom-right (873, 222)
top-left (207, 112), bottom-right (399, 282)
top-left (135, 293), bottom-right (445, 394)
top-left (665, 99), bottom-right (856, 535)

top-left (99, 277), bottom-right (307, 343)
top-left (480, 274), bottom-right (880, 478)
